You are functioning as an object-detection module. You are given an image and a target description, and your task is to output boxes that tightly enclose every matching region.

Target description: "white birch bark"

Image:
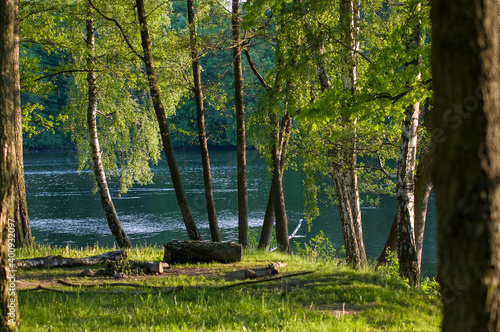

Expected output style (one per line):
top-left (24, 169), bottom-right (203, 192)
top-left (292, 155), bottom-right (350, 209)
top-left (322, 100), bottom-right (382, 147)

top-left (86, 13), bottom-right (131, 249)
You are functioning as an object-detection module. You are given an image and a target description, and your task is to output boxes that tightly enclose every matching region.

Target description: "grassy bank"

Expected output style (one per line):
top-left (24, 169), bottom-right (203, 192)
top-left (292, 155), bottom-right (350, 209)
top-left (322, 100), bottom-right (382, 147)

top-left (16, 244), bottom-right (441, 331)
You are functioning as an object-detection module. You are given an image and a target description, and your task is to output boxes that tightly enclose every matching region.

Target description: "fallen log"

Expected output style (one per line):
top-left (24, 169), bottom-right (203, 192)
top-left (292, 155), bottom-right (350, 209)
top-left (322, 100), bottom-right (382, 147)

top-left (15, 250), bottom-right (127, 269)
top-left (131, 261), bottom-right (169, 274)
top-left (163, 240), bottom-right (242, 264)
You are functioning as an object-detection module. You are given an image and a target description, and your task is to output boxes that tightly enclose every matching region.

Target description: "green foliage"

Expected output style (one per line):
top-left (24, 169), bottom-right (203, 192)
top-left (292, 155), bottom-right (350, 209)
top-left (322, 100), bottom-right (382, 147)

top-left (421, 276), bottom-right (440, 297)
top-left (293, 231), bottom-right (339, 262)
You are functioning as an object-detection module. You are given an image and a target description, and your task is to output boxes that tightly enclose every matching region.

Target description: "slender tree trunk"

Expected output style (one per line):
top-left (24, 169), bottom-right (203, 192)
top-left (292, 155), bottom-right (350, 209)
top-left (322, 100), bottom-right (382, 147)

top-left (258, 114), bottom-right (291, 249)
top-left (13, 0), bottom-right (31, 248)
top-left (135, 0), bottom-right (201, 241)
top-left (270, 114), bottom-right (289, 252)
top-left (187, 0), bottom-right (220, 242)
top-left (396, 100), bottom-right (420, 285)
top-left (244, 47), bottom-right (292, 250)
top-left (376, 152), bottom-right (432, 271)
top-left (431, 0), bottom-right (500, 330)
top-left (330, 0), bottom-right (366, 269)
top-left (396, 11), bottom-right (422, 286)
top-left (376, 214), bottom-right (398, 267)
top-left (232, 0), bottom-right (248, 247)
top-left (0, 0), bottom-right (21, 329)
top-left (86, 13), bottom-right (131, 249)
top-left (377, 104), bottom-right (432, 270)
top-left (332, 170), bottom-right (363, 267)
top-left (414, 147), bottom-right (433, 272)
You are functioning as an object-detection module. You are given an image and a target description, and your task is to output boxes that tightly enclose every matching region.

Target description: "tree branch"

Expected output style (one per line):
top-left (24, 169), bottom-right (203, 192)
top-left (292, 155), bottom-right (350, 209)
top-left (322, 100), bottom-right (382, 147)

top-left (243, 49), bottom-right (269, 89)
top-left (87, 0), bottom-right (144, 61)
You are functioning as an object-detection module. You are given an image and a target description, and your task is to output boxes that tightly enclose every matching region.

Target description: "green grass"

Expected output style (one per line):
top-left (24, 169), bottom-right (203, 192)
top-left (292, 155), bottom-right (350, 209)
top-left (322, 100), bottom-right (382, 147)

top-left (16, 244), bottom-right (441, 331)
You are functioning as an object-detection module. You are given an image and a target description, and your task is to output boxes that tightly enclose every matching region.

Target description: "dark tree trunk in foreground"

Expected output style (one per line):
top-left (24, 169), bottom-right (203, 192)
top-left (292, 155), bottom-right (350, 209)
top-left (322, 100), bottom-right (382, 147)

top-left (136, 0), bottom-right (201, 240)
top-left (232, 0), bottom-right (248, 247)
top-left (0, 0), bottom-right (21, 329)
top-left (187, 0), bottom-right (220, 242)
top-left (431, 0), bottom-right (500, 330)
top-left (86, 14), bottom-right (131, 249)
top-left (13, 0), bottom-right (31, 248)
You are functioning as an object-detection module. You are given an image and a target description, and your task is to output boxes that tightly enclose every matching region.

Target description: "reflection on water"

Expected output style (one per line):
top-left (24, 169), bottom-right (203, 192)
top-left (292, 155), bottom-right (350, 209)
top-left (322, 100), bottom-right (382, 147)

top-left (24, 150), bottom-right (437, 276)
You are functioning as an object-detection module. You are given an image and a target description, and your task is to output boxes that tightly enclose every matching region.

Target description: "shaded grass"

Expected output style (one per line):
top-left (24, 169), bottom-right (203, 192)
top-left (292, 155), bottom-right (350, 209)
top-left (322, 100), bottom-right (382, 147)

top-left (17, 245), bottom-right (440, 331)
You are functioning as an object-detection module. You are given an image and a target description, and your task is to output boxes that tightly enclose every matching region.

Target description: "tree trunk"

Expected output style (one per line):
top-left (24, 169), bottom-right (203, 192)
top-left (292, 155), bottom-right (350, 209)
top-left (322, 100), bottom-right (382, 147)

top-left (329, 0), bottom-right (366, 269)
top-left (13, 0), bottom-right (31, 248)
top-left (258, 187), bottom-right (275, 249)
top-left (135, 0), bottom-right (201, 241)
top-left (163, 240), bottom-right (242, 264)
top-left (232, 0), bottom-right (248, 247)
top-left (376, 214), bottom-right (398, 267)
top-left (414, 147), bottom-right (433, 272)
top-left (258, 113), bottom-right (292, 249)
top-left (396, 100), bottom-right (420, 285)
top-left (377, 105), bottom-right (433, 270)
top-left (431, 0), bottom-right (500, 330)
top-left (0, 0), bottom-right (20, 328)
top-left (332, 169), bottom-right (364, 267)
top-left (86, 13), bottom-right (131, 249)
top-left (396, 7), bottom-right (422, 286)
top-left (187, 0), bottom-right (220, 242)
top-left (270, 114), bottom-right (289, 252)
top-left (376, 151), bottom-right (432, 272)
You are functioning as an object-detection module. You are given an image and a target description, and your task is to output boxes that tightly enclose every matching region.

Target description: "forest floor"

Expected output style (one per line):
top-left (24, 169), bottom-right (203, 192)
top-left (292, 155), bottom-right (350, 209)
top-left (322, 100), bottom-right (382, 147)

top-left (15, 244), bottom-right (441, 331)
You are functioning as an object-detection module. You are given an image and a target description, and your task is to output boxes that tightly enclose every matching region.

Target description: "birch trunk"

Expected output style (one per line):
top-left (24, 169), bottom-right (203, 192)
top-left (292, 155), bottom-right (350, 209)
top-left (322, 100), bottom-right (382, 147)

top-left (13, 0), bottom-right (31, 248)
top-left (396, 100), bottom-right (420, 285)
top-left (187, 0), bottom-right (220, 242)
top-left (86, 14), bottom-right (131, 249)
top-left (0, 0), bottom-right (20, 328)
top-left (232, 0), bottom-right (248, 247)
top-left (135, 0), bottom-right (201, 241)
top-left (396, 11), bottom-right (422, 286)
top-left (431, 0), bottom-right (500, 329)
top-left (330, 0), bottom-right (366, 269)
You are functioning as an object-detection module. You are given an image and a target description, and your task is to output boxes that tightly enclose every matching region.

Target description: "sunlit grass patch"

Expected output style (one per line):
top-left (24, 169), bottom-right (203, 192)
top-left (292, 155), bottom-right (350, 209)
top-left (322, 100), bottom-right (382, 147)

top-left (17, 245), bottom-right (440, 331)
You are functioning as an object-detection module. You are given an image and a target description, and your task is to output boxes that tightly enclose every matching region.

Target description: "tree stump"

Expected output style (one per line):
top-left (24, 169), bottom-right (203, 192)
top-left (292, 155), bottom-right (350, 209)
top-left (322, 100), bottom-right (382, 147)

top-left (163, 240), bottom-right (242, 264)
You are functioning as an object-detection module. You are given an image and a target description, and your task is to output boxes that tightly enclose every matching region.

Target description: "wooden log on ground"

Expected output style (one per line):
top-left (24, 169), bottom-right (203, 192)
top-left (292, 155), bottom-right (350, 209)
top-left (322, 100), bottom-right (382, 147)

top-left (16, 250), bottom-right (127, 269)
top-left (163, 240), bottom-right (242, 264)
top-left (131, 262), bottom-right (169, 274)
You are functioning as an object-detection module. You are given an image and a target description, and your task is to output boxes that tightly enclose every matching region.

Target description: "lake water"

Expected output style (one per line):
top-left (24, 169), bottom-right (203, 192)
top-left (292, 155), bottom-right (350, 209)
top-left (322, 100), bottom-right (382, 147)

top-left (23, 150), bottom-right (437, 276)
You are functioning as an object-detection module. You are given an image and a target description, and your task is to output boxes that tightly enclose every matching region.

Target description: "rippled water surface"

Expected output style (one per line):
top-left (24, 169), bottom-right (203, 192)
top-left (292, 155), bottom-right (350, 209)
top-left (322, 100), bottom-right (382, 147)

top-left (24, 150), bottom-right (437, 275)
